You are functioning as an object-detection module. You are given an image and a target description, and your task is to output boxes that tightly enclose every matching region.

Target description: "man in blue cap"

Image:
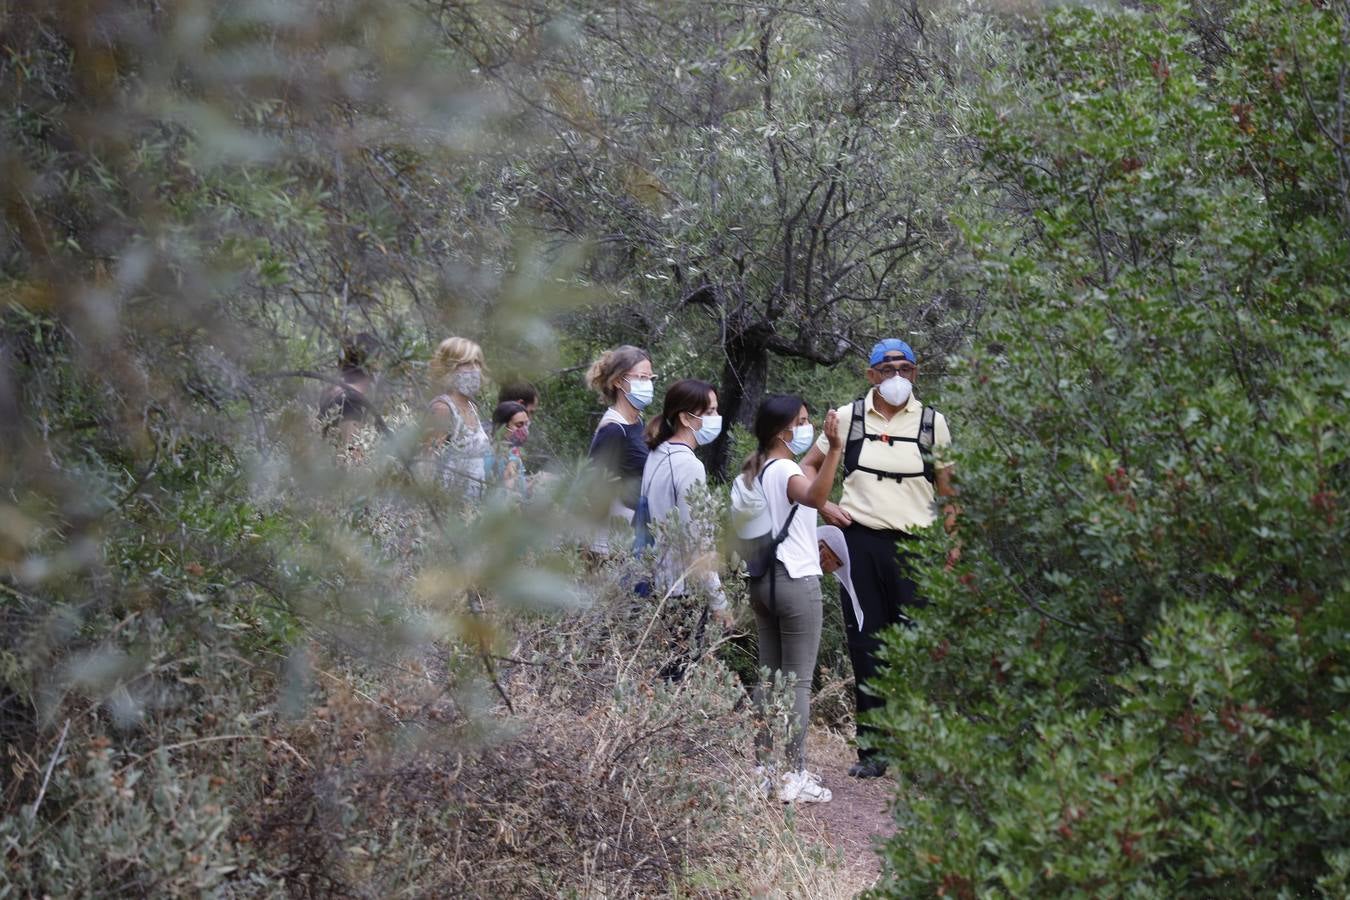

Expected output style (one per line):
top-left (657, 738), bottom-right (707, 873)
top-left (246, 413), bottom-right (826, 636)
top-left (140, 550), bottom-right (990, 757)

top-left (800, 337), bottom-right (957, 778)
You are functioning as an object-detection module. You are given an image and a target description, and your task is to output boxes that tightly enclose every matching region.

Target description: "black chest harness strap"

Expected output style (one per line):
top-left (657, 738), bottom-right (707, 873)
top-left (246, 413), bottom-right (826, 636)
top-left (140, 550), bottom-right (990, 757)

top-left (842, 398), bottom-right (938, 485)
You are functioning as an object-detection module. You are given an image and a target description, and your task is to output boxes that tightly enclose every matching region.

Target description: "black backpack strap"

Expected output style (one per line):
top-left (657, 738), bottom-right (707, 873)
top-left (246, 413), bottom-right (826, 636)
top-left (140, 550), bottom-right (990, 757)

top-left (773, 503), bottom-right (799, 546)
top-left (919, 406), bottom-right (937, 484)
top-left (757, 459), bottom-right (800, 546)
top-left (756, 458), bottom-right (801, 605)
top-left (843, 402), bottom-right (939, 485)
top-left (766, 503), bottom-right (798, 606)
top-left (843, 398), bottom-right (866, 475)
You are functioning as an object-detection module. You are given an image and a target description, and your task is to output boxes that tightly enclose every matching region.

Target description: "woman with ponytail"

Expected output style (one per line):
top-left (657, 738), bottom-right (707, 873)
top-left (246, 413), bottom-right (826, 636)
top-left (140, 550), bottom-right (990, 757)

top-left (744, 394), bottom-right (844, 804)
top-left (638, 379), bottom-right (731, 626)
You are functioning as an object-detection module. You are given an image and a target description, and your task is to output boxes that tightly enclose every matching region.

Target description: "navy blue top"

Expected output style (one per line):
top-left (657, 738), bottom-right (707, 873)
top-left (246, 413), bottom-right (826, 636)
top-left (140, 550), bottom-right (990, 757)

top-left (588, 420), bottom-right (649, 510)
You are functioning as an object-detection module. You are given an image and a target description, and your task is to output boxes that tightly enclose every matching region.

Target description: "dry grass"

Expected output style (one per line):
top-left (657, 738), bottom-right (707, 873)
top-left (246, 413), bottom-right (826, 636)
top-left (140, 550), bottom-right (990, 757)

top-left (237, 569), bottom-right (856, 897)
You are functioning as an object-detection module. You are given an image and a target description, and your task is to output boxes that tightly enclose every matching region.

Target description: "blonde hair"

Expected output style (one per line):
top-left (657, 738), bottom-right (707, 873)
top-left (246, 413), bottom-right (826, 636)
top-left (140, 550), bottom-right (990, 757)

top-left (584, 344), bottom-right (650, 404)
top-left (429, 336), bottom-right (485, 386)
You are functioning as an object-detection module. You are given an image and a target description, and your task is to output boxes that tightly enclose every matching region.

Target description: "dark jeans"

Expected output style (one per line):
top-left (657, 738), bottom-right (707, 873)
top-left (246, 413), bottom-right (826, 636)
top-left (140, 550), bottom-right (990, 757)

top-left (841, 524), bottom-right (921, 761)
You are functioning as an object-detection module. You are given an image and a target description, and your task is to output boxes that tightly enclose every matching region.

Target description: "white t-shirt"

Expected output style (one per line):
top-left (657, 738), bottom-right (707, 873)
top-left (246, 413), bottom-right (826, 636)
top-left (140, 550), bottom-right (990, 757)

top-left (758, 459), bottom-right (822, 579)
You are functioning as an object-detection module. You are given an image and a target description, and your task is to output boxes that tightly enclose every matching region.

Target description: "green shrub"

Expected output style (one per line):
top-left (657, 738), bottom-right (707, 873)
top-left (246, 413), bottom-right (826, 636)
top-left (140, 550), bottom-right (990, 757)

top-left (869, 0), bottom-right (1350, 895)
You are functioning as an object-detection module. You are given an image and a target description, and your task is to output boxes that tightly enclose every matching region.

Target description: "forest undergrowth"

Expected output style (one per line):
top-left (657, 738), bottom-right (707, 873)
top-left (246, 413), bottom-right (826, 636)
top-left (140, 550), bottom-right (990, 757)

top-left (1, 408), bottom-right (857, 897)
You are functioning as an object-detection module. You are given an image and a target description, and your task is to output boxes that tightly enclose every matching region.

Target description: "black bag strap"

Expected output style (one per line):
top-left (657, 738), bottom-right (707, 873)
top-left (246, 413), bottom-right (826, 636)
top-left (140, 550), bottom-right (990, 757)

top-left (755, 458), bottom-right (802, 602)
top-left (842, 396), bottom-right (939, 485)
top-left (843, 398), bottom-right (867, 474)
top-left (771, 504), bottom-right (800, 550)
top-left (918, 405), bottom-right (936, 484)
top-left (755, 459), bottom-right (801, 546)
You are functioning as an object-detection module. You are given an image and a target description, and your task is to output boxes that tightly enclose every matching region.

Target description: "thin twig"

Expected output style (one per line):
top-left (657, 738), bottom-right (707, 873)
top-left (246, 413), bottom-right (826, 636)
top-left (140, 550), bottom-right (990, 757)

top-left (119, 733), bottom-right (311, 771)
top-left (27, 718), bottom-right (70, 820)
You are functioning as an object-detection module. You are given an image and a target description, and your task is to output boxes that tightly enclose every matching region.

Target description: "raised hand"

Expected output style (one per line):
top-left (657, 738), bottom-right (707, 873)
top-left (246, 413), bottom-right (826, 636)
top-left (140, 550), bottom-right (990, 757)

top-left (823, 409), bottom-right (843, 450)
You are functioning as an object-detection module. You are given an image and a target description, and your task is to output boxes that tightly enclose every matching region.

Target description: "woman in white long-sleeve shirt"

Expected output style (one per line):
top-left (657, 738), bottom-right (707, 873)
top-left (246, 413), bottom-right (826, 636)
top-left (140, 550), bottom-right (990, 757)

top-left (639, 378), bottom-right (733, 628)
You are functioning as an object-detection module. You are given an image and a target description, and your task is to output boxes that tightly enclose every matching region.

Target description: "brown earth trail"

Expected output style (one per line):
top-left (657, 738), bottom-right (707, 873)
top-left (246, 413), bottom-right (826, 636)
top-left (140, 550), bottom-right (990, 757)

top-left (792, 729), bottom-right (898, 896)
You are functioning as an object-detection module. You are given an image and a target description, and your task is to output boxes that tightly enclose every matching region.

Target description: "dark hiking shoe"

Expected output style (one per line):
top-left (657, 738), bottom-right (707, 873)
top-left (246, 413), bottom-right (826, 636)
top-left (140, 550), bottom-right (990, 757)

top-left (847, 758), bottom-right (887, 779)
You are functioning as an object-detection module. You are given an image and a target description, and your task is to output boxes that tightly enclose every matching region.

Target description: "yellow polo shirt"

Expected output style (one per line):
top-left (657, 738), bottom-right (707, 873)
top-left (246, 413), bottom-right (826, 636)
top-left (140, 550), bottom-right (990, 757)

top-left (814, 389), bottom-right (953, 533)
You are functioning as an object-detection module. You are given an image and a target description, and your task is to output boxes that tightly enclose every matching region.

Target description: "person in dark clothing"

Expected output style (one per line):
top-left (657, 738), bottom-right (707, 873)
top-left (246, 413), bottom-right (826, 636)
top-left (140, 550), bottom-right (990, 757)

top-left (319, 332), bottom-right (379, 453)
top-left (583, 344), bottom-right (654, 553)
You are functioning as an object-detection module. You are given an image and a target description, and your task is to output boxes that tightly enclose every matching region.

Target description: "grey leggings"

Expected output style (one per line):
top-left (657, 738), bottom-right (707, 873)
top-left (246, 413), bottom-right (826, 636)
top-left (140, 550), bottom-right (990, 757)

top-left (749, 561), bottom-right (823, 771)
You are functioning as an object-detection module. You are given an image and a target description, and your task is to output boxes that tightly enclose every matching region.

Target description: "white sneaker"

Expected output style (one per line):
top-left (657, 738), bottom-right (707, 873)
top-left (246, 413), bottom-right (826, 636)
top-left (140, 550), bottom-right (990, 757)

top-left (778, 769), bottom-right (832, 804)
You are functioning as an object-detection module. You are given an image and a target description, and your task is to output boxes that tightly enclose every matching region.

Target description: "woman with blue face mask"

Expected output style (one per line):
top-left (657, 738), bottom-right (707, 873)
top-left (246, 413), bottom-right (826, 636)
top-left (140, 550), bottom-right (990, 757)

top-left (740, 394), bottom-right (843, 804)
top-left (585, 345), bottom-right (655, 553)
top-left (639, 379), bottom-right (731, 628)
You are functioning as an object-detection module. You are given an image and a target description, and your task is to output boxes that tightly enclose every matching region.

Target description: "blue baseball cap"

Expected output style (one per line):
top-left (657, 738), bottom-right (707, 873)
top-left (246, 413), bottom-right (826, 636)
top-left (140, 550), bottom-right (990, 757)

top-left (868, 338), bottom-right (916, 366)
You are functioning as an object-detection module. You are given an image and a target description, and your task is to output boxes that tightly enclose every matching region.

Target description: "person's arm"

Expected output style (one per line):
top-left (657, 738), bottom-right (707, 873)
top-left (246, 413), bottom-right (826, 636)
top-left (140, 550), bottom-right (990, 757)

top-left (503, 455), bottom-right (522, 491)
top-left (587, 422), bottom-right (620, 461)
top-left (933, 412), bottom-right (960, 565)
top-left (786, 410), bottom-right (844, 509)
top-left (936, 465), bottom-right (959, 533)
top-left (424, 398), bottom-right (454, 453)
top-left (338, 418), bottom-right (362, 455)
top-left (799, 444), bottom-right (827, 481)
top-left (801, 409), bottom-right (851, 526)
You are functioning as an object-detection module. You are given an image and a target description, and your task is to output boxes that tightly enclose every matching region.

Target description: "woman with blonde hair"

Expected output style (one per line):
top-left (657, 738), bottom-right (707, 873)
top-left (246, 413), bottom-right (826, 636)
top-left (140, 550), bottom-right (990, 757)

top-left (584, 345), bottom-right (654, 543)
top-left (427, 336), bottom-right (491, 503)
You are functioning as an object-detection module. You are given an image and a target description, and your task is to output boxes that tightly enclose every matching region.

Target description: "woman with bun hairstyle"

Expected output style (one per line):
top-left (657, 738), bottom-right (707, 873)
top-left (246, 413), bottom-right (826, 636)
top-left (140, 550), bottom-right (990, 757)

top-left (584, 345), bottom-right (654, 546)
top-left (639, 379), bottom-right (732, 626)
top-left (427, 336), bottom-right (491, 504)
top-left (743, 394), bottom-right (844, 804)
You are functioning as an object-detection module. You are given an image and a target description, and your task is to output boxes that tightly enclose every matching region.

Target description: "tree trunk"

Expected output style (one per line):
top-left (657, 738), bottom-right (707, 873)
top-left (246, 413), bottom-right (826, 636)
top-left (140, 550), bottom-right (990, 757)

top-left (707, 327), bottom-right (769, 481)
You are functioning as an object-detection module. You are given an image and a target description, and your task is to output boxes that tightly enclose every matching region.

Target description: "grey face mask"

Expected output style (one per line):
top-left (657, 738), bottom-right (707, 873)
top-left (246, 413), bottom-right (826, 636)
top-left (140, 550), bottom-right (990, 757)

top-left (453, 369), bottom-right (482, 396)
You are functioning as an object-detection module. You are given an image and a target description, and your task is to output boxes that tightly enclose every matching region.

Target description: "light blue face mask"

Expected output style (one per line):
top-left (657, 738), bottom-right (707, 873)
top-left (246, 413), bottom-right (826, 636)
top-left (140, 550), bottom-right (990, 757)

top-left (784, 423), bottom-right (814, 455)
top-left (624, 377), bottom-right (654, 410)
top-left (690, 413), bottom-right (722, 446)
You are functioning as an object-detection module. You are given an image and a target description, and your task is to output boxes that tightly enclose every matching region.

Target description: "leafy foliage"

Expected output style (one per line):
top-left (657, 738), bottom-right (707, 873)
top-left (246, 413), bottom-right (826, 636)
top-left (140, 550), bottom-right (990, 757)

top-left (455, 0), bottom-right (996, 474)
top-left (868, 0), bottom-right (1350, 894)
top-left (5, 0), bottom-right (1349, 894)
top-left (0, 0), bottom-right (830, 893)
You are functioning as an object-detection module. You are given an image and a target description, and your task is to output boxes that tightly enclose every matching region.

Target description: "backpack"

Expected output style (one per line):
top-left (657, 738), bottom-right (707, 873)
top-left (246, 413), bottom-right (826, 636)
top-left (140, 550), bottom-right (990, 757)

top-left (738, 459), bottom-right (800, 583)
top-left (842, 398), bottom-right (938, 484)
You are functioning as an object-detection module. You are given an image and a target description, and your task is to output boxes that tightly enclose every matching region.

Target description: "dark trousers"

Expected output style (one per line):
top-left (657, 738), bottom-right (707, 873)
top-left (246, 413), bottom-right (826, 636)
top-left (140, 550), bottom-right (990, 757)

top-left (840, 523), bottom-right (922, 760)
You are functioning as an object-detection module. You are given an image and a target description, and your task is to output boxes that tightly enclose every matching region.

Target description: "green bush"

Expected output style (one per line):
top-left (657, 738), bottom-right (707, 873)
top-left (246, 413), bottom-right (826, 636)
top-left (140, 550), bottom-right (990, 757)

top-left (869, 0), bottom-right (1350, 895)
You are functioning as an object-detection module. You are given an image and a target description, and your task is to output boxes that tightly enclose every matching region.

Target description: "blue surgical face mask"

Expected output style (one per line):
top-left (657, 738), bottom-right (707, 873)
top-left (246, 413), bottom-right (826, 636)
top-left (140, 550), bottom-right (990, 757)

top-left (784, 423), bottom-right (814, 455)
top-left (689, 413), bottom-right (722, 446)
top-left (624, 377), bottom-right (654, 410)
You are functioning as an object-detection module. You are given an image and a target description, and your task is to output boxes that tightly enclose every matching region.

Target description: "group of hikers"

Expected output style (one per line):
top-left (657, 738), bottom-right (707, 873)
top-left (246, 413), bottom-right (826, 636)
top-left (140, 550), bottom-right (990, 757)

top-left (322, 333), bottom-right (956, 806)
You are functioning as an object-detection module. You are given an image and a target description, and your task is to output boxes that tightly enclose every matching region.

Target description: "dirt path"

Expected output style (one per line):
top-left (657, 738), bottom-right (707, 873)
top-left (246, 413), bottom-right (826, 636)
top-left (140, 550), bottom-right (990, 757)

top-left (792, 729), bottom-right (898, 895)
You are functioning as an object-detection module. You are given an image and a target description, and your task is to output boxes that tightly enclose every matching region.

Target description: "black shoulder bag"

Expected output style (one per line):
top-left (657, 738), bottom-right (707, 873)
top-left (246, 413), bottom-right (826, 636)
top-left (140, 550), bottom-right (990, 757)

top-left (745, 460), bottom-right (800, 606)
